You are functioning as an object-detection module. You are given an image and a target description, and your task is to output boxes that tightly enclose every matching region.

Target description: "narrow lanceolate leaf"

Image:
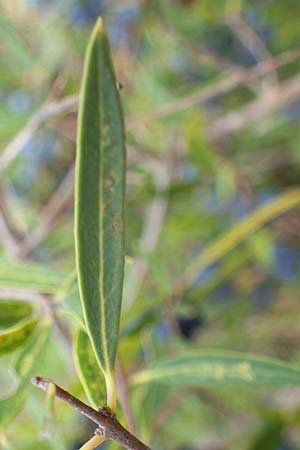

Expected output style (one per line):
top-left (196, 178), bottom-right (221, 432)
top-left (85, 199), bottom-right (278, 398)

top-left (132, 351), bottom-right (300, 387)
top-left (0, 258), bottom-right (65, 294)
top-left (74, 329), bottom-right (106, 408)
top-left (186, 188), bottom-right (300, 285)
top-left (75, 18), bottom-right (126, 409)
top-left (0, 317), bottom-right (39, 357)
top-left (0, 324), bottom-right (50, 429)
top-left (0, 300), bottom-right (34, 328)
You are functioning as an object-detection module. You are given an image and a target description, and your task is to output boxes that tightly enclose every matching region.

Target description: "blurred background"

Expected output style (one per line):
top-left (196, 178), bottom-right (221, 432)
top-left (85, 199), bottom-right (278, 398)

top-left (1, 0), bottom-right (300, 449)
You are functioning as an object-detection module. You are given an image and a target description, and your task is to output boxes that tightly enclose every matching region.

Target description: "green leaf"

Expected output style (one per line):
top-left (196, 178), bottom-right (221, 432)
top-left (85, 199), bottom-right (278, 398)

top-left (184, 110), bottom-right (216, 173)
top-left (0, 300), bottom-right (35, 328)
top-left (0, 324), bottom-right (50, 429)
top-left (0, 16), bottom-right (33, 69)
top-left (0, 258), bottom-right (65, 294)
top-left (188, 247), bottom-right (249, 303)
top-left (75, 18), bottom-right (126, 409)
top-left (74, 329), bottom-right (106, 408)
top-left (61, 289), bottom-right (85, 329)
top-left (249, 419), bottom-right (284, 450)
top-left (185, 188), bottom-right (300, 285)
top-left (0, 317), bottom-right (39, 357)
top-left (132, 351), bottom-right (300, 387)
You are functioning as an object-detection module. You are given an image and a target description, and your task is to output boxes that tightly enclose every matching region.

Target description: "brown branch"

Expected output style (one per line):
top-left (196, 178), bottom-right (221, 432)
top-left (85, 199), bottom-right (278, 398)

top-left (32, 376), bottom-right (152, 450)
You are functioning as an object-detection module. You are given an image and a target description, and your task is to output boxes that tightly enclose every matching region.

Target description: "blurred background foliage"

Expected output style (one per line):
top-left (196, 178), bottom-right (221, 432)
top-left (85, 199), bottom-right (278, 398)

top-left (1, 0), bottom-right (300, 449)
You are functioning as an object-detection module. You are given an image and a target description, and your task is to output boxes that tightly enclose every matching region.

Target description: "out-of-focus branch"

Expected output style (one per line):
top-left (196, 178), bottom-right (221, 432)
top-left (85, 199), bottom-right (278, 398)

top-left (208, 73), bottom-right (300, 140)
top-left (1, 51), bottom-right (297, 177)
top-left (0, 206), bottom-right (22, 256)
top-left (123, 158), bottom-right (172, 308)
top-left (0, 181), bottom-right (26, 239)
top-left (0, 168), bottom-right (75, 342)
top-left (226, 13), bottom-right (278, 90)
top-left (116, 358), bottom-right (137, 435)
top-left (128, 51), bottom-right (298, 128)
top-left (0, 180), bottom-right (28, 256)
top-left (0, 95), bottom-right (78, 175)
top-left (17, 164), bottom-right (75, 259)
top-left (0, 287), bottom-right (47, 303)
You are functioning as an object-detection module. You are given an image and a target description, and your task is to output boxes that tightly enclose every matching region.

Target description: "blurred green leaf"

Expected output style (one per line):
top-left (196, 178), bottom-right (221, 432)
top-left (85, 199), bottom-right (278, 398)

top-left (55, 270), bottom-right (77, 302)
top-left (249, 419), bottom-right (284, 450)
top-left (57, 271), bottom-right (85, 328)
top-left (0, 324), bottom-right (50, 429)
top-left (133, 383), bottom-right (171, 443)
top-left (214, 161), bottom-right (236, 203)
top-left (246, 230), bottom-right (273, 268)
top-left (144, 253), bottom-right (172, 298)
top-left (73, 329), bottom-right (106, 408)
top-left (185, 110), bottom-right (216, 173)
top-left (0, 300), bottom-right (34, 328)
top-left (0, 258), bottom-right (65, 294)
top-left (132, 351), bottom-right (300, 387)
top-left (75, 18), bottom-right (126, 408)
top-left (60, 289), bottom-right (85, 329)
top-left (0, 16), bottom-right (33, 69)
top-left (188, 246), bottom-right (250, 302)
top-left (186, 188), bottom-right (300, 284)
top-left (0, 108), bottom-right (28, 145)
top-left (0, 317), bottom-right (39, 357)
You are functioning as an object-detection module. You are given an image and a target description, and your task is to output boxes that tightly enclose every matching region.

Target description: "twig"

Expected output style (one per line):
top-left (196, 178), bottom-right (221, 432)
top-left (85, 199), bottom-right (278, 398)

top-left (208, 73), bottom-right (300, 140)
top-left (0, 181), bottom-right (26, 237)
top-left (226, 13), bottom-right (278, 90)
top-left (189, 44), bottom-right (244, 73)
top-left (0, 206), bottom-right (22, 256)
top-left (128, 51), bottom-right (298, 128)
top-left (32, 377), bottom-right (152, 450)
top-left (2, 51), bottom-right (297, 177)
top-left (123, 157), bottom-right (171, 309)
top-left (0, 48), bottom-right (297, 188)
top-left (17, 164), bottom-right (75, 259)
top-left (0, 95), bottom-right (78, 175)
top-left (0, 179), bottom-right (28, 256)
top-left (0, 287), bottom-right (48, 303)
top-left (162, 296), bottom-right (181, 338)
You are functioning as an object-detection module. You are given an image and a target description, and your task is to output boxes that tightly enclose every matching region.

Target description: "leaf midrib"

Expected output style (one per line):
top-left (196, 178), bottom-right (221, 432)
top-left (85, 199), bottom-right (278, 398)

top-left (97, 40), bottom-right (111, 376)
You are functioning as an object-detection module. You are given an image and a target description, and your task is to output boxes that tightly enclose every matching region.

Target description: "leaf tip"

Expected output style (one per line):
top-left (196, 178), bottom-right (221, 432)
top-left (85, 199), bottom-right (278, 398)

top-left (95, 17), bottom-right (104, 35)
